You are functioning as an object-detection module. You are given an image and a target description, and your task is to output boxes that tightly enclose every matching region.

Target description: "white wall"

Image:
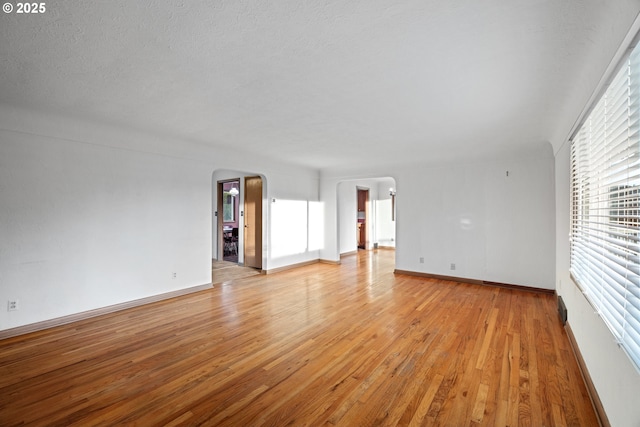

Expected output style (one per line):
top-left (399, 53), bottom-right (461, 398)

top-left (0, 128), bottom-right (212, 330)
top-left (266, 171), bottom-right (323, 270)
top-left (322, 144), bottom-right (555, 289)
top-left (396, 146), bottom-right (555, 288)
top-left (555, 142), bottom-right (640, 427)
top-left (0, 105), bottom-right (320, 331)
top-left (337, 181), bottom-right (358, 254)
top-left (376, 180), bottom-right (396, 248)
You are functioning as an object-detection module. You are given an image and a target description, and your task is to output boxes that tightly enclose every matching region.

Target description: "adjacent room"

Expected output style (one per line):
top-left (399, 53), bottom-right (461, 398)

top-left (0, 1), bottom-right (638, 426)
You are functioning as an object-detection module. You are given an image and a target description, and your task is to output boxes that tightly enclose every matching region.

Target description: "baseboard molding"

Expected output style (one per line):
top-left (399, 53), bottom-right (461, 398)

top-left (320, 258), bottom-right (341, 265)
top-left (395, 269), bottom-right (483, 285)
top-left (266, 258), bottom-right (342, 269)
top-left (340, 251), bottom-right (358, 257)
top-left (0, 283), bottom-right (212, 341)
top-left (393, 269), bottom-right (554, 294)
top-left (340, 247), bottom-right (394, 257)
top-left (264, 259), bottom-right (320, 274)
top-left (565, 321), bottom-right (610, 427)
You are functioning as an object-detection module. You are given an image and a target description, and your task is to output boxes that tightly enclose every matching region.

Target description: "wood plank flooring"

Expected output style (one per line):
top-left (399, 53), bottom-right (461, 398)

top-left (0, 250), bottom-right (597, 426)
top-left (212, 259), bottom-right (260, 284)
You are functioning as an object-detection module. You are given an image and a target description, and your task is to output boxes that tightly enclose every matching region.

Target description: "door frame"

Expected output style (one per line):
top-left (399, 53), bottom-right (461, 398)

top-left (216, 178), bottom-right (241, 262)
top-left (357, 187), bottom-right (369, 249)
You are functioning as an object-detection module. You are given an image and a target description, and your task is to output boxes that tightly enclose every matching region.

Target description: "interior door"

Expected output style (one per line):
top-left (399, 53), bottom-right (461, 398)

top-left (244, 176), bottom-right (263, 269)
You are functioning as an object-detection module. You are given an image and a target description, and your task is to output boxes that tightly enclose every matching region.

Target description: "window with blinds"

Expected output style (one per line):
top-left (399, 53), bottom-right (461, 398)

top-left (570, 43), bottom-right (640, 370)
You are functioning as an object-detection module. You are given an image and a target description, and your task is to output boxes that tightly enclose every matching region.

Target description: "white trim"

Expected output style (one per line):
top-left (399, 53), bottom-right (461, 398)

top-left (0, 283), bottom-right (212, 340)
top-left (561, 11), bottom-right (640, 153)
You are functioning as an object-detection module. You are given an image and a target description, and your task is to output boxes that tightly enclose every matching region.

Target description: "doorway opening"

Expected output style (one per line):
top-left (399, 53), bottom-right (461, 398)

top-left (337, 177), bottom-right (396, 264)
top-left (357, 188), bottom-right (368, 250)
top-left (218, 180), bottom-right (240, 263)
top-left (213, 171), bottom-right (265, 274)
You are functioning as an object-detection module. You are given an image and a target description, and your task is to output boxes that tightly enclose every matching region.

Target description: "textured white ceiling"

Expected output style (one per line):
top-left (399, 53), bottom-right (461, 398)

top-left (1, 1), bottom-right (639, 169)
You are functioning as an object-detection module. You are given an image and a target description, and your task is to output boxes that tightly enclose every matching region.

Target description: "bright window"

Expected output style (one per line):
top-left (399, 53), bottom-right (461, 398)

top-left (570, 43), bottom-right (640, 370)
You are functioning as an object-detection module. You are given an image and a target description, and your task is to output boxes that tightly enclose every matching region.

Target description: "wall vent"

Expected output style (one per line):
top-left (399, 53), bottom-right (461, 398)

top-left (558, 295), bottom-right (568, 325)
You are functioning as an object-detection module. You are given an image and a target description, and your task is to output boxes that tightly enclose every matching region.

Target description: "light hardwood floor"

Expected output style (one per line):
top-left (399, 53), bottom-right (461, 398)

top-left (212, 259), bottom-right (260, 283)
top-left (0, 250), bottom-right (597, 426)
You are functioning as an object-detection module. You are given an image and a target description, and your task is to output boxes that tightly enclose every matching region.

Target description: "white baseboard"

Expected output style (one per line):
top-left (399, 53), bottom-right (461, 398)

top-left (0, 283), bottom-right (212, 340)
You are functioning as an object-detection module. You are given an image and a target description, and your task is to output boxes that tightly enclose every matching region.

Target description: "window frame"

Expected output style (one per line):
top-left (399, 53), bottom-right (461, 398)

top-left (569, 43), bottom-right (640, 372)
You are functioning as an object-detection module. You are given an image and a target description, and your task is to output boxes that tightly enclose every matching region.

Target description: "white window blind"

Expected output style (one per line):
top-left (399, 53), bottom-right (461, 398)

top-left (570, 43), bottom-right (640, 370)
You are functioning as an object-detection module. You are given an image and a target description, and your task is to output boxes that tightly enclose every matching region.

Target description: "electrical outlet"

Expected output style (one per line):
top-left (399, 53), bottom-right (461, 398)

top-left (450, 263), bottom-right (456, 270)
top-left (7, 300), bottom-right (18, 311)
top-left (419, 257), bottom-right (424, 263)
top-left (172, 272), bottom-right (177, 279)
